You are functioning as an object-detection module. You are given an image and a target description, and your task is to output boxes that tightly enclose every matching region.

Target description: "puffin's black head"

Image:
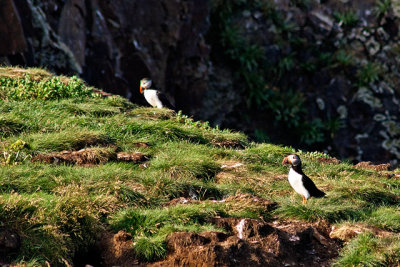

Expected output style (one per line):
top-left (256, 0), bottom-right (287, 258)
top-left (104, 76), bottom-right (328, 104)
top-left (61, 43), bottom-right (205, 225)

top-left (282, 154), bottom-right (301, 167)
top-left (140, 78), bottom-right (152, 94)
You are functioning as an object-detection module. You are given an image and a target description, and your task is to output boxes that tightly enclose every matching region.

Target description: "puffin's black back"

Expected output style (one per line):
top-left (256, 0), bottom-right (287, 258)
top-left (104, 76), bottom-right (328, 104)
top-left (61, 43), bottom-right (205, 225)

top-left (156, 91), bottom-right (175, 110)
top-left (302, 174), bottom-right (326, 197)
top-left (292, 162), bottom-right (325, 198)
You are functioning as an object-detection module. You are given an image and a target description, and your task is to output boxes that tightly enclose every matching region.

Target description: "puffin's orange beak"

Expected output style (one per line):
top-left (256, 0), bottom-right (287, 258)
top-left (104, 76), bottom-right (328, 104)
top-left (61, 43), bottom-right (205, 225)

top-left (282, 156), bottom-right (290, 165)
top-left (140, 86), bottom-right (144, 94)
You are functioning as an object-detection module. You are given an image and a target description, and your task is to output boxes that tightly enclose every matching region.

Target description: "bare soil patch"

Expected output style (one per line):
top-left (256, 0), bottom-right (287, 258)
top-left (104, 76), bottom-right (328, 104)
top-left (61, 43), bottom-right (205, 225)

top-left (355, 161), bottom-right (391, 171)
top-left (96, 194), bottom-right (339, 266)
top-left (97, 218), bottom-right (341, 267)
top-left (32, 148), bottom-right (148, 166)
top-left (98, 231), bottom-right (139, 267)
top-left (212, 139), bottom-right (245, 149)
top-left (316, 156), bottom-right (341, 165)
top-left (149, 218), bottom-right (340, 267)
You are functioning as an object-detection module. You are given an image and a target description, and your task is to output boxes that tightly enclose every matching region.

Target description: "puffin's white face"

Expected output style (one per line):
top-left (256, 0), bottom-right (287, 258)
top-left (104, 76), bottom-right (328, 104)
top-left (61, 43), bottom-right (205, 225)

top-left (282, 154), bottom-right (301, 166)
top-left (140, 79), bottom-right (152, 89)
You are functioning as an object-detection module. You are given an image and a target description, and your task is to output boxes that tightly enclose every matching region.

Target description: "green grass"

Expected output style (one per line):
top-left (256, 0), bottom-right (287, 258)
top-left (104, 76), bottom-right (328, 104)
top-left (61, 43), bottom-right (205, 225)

top-left (335, 233), bottom-right (400, 266)
top-left (0, 67), bottom-right (400, 265)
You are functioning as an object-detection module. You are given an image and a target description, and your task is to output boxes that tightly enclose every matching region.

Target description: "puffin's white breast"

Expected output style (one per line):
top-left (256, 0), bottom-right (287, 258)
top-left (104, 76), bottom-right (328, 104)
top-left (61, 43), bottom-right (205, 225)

top-left (288, 168), bottom-right (310, 199)
top-left (144, 89), bottom-right (163, 108)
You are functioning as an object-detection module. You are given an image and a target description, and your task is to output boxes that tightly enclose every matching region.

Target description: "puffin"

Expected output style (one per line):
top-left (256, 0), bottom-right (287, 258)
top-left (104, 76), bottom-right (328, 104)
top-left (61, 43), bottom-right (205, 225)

top-left (139, 78), bottom-right (174, 109)
top-left (282, 154), bottom-right (325, 204)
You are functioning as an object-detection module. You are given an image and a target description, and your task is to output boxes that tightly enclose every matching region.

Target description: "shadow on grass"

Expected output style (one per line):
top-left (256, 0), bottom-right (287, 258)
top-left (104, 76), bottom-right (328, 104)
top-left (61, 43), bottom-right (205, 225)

top-left (0, 119), bottom-right (26, 137)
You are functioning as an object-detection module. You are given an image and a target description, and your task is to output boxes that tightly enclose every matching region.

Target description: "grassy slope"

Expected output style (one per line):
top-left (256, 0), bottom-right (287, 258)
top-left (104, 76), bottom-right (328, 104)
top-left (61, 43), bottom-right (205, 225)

top-left (0, 67), bottom-right (399, 266)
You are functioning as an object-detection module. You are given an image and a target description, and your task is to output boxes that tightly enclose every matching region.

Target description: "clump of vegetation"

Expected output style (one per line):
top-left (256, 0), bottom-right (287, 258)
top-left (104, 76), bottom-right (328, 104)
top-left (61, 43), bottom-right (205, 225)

top-left (1, 140), bottom-right (30, 165)
top-left (357, 62), bottom-right (383, 86)
top-left (333, 10), bottom-right (360, 27)
top-left (375, 0), bottom-right (392, 18)
top-left (335, 233), bottom-right (400, 266)
top-left (110, 203), bottom-right (224, 261)
top-left (0, 67), bottom-right (99, 100)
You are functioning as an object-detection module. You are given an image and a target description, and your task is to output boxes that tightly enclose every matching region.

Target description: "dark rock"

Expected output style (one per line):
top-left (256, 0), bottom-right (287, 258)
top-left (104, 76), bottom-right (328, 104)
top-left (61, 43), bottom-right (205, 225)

top-left (0, 0), bottom-right (27, 55)
top-left (58, 0), bottom-right (87, 67)
top-left (0, 228), bottom-right (20, 256)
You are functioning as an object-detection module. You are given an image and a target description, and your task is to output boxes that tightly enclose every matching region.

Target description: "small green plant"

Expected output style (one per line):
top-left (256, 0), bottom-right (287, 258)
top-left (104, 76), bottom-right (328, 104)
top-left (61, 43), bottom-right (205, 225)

top-left (134, 236), bottom-right (167, 261)
top-left (1, 140), bottom-right (30, 165)
top-left (357, 62), bottom-right (383, 86)
top-left (375, 0), bottom-right (392, 17)
top-left (335, 49), bottom-right (354, 67)
top-left (300, 119), bottom-right (325, 146)
top-left (176, 110), bottom-right (214, 131)
top-left (0, 74), bottom-right (99, 101)
top-left (266, 90), bottom-right (306, 128)
top-left (277, 54), bottom-right (295, 78)
top-left (333, 10), bottom-right (359, 27)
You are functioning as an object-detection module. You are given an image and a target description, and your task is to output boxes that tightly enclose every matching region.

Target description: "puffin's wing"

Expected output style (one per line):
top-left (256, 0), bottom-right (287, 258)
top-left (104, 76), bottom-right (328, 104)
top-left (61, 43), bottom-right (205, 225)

top-left (301, 174), bottom-right (326, 198)
top-left (156, 91), bottom-right (175, 109)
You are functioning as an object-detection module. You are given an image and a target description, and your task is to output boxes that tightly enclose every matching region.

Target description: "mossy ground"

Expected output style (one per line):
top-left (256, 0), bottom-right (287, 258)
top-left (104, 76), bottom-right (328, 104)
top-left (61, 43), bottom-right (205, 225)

top-left (0, 67), bottom-right (399, 266)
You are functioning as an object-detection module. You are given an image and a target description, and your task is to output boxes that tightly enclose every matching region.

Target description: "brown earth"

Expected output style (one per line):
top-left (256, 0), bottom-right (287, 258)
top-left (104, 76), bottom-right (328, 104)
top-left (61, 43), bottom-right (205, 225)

top-left (98, 217), bottom-right (341, 267)
top-left (97, 231), bottom-right (139, 267)
top-left (211, 139), bottom-right (245, 149)
top-left (316, 156), bottom-right (341, 165)
top-left (354, 161), bottom-right (392, 171)
top-left (32, 148), bottom-right (148, 166)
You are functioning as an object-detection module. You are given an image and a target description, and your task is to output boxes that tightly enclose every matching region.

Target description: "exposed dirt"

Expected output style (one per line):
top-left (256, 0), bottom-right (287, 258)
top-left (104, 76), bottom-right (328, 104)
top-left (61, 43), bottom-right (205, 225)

top-left (96, 217), bottom-right (341, 266)
top-left (97, 231), bottom-right (139, 267)
top-left (354, 161), bottom-right (391, 171)
top-left (211, 139), bottom-right (245, 149)
top-left (117, 152), bottom-right (149, 163)
top-left (133, 142), bottom-right (150, 148)
top-left (32, 148), bottom-right (148, 166)
top-left (316, 156), bottom-right (341, 165)
top-left (149, 219), bottom-right (341, 267)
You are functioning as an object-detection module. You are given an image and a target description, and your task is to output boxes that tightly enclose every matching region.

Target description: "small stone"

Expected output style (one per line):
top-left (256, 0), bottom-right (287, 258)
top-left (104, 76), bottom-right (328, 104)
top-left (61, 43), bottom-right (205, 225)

top-left (337, 105), bottom-right (348, 119)
top-left (316, 97), bottom-right (325, 110)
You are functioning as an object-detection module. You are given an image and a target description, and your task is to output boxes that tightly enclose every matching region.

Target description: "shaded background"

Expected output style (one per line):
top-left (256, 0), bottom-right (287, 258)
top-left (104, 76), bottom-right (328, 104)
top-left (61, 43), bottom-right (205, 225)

top-left (1, 0), bottom-right (400, 164)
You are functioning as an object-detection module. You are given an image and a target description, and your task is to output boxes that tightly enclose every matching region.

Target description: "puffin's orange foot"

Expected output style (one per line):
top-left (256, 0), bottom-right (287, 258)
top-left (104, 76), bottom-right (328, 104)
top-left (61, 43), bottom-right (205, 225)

top-left (302, 195), bottom-right (307, 205)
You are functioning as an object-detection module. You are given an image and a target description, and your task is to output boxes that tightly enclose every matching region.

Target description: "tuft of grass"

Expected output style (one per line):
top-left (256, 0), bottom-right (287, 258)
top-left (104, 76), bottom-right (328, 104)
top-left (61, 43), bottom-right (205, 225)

top-left (0, 119), bottom-right (26, 137)
top-left (333, 10), bottom-right (359, 27)
top-left (134, 235), bottom-right (167, 261)
top-left (367, 207), bottom-right (400, 232)
top-left (28, 129), bottom-right (112, 152)
top-left (334, 233), bottom-right (400, 266)
top-left (357, 62), bottom-right (383, 86)
top-left (375, 0), bottom-right (392, 17)
top-left (110, 203), bottom-right (225, 261)
top-left (0, 71), bottom-right (99, 101)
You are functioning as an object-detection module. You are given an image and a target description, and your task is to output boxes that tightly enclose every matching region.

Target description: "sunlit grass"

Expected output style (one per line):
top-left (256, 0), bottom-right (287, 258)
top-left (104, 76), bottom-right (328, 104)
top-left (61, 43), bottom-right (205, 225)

top-left (1, 66), bottom-right (400, 265)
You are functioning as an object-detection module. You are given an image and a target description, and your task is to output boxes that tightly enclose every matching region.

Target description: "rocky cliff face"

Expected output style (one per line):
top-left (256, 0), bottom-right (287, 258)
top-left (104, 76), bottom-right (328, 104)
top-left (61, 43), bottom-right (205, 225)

top-left (205, 0), bottom-right (400, 165)
top-left (1, 0), bottom-right (210, 113)
top-left (2, 0), bottom-right (400, 164)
